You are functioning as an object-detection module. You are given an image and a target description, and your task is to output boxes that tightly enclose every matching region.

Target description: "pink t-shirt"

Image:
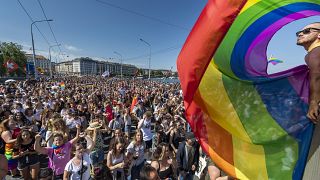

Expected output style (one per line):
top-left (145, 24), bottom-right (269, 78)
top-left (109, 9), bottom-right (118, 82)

top-left (46, 141), bottom-right (72, 175)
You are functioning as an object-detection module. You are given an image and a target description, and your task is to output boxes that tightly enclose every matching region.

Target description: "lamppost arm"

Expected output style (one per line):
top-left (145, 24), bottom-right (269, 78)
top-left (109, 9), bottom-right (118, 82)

top-left (31, 19), bottom-right (53, 79)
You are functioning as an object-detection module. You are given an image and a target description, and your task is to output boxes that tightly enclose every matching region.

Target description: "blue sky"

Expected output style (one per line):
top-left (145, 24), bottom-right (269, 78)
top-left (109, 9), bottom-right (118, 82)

top-left (267, 16), bottom-right (320, 74)
top-left (0, 0), bottom-right (206, 70)
top-left (0, 0), bottom-right (318, 72)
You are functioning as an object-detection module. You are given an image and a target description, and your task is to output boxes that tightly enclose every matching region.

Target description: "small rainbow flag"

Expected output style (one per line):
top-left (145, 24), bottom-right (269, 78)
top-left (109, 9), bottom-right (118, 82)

top-left (268, 57), bottom-right (283, 65)
top-left (60, 82), bottom-right (65, 90)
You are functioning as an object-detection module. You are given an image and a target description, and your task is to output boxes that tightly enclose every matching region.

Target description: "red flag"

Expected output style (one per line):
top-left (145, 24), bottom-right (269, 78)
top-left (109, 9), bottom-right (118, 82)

top-left (4, 60), bottom-right (19, 72)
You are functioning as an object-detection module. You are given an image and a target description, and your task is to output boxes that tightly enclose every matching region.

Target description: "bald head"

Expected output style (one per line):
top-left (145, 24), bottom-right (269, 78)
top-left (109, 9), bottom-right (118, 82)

top-left (296, 22), bottom-right (320, 50)
top-left (309, 22), bottom-right (320, 28)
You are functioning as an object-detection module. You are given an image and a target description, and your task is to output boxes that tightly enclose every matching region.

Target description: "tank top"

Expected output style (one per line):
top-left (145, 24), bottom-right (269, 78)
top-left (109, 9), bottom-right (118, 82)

top-left (110, 151), bottom-right (124, 180)
top-left (157, 161), bottom-right (173, 180)
top-left (19, 138), bottom-right (36, 153)
top-left (111, 152), bottom-right (124, 167)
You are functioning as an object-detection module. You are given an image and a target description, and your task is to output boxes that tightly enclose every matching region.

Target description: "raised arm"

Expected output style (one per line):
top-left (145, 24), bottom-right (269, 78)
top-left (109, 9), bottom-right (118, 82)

top-left (34, 134), bottom-right (48, 155)
top-left (70, 124), bottom-right (81, 145)
top-left (84, 132), bottom-right (95, 152)
top-left (137, 117), bottom-right (144, 130)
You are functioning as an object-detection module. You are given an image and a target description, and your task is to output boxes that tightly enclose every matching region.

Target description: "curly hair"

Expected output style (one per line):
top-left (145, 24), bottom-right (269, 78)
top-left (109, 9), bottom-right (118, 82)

top-left (15, 129), bottom-right (34, 146)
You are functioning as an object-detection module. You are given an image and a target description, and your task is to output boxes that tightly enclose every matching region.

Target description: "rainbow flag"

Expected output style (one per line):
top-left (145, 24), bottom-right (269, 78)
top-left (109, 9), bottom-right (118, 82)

top-left (268, 57), bottom-right (284, 65)
top-left (177, 0), bottom-right (319, 179)
top-left (60, 82), bottom-right (65, 90)
top-left (130, 96), bottom-right (138, 113)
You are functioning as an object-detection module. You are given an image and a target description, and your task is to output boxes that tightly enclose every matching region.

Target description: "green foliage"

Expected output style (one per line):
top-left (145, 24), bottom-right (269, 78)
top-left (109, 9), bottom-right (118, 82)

top-left (0, 42), bottom-right (27, 76)
top-left (0, 53), bottom-right (4, 76)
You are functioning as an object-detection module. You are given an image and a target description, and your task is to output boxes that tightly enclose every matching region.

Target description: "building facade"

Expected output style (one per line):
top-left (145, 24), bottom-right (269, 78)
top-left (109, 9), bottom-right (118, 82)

top-left (55, 57), bottom-right (138, 76)
top-left (26, 54), bottom-right (52, 74)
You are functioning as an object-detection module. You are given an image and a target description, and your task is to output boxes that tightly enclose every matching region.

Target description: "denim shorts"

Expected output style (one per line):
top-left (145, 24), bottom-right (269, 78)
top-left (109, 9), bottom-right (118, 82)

top-left (90, 149), bottom-right (105, 165)
top-left (124, 125), bottom-right (131, 133)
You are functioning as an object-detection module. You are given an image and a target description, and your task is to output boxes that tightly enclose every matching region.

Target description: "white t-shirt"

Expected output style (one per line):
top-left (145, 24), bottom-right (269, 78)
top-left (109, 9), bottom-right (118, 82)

top-left (66, 118), bottom-right (81, 129)
top-left (139, 119), bottom-right (153, 141)
top-left (64, 153), bottom-right (91, 180)
top-left (108, 118), bottom-right (123, 130)
top-left (34, 109), bottom-right (43, 121)
top-left (127, 142), bottom-right (145, 166)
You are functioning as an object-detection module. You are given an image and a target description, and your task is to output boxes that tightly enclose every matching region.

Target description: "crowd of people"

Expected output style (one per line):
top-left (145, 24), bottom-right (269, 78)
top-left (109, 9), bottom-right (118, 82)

top-left (0, 76), bottom-right (228, 180)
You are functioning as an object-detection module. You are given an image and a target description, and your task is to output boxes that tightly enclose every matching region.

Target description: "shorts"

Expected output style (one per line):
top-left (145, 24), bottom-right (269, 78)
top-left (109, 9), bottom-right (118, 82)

top-left (7, 159), bottom-right (18, 170)
top-left (17, 154), bottom-right (39, 170)
top-left (90, 149), bottom-right (105, 165)
top-left (53, 173), bottom-right (63, 180)
top-left (145, 140), bottom-right (152, 150)
top-left (124, 125), bottom-right (131, 133)
top-left (131, 160), bottom-right (145, 180)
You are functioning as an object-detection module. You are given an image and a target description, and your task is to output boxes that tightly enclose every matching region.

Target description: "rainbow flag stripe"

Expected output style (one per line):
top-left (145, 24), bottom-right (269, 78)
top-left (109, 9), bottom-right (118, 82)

top-left (268, 58), bottom-right (284, 65)
top-left (60, 82), bottom-right (65, 90)
top-left (177, 0), bottom-right (320, 179)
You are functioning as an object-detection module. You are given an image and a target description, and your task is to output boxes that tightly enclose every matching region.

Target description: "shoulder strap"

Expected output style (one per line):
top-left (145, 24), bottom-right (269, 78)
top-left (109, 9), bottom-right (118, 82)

top-left (157, 161), bottom-right (160, 173)
top-left (80, 156), bottom-right (84, 180)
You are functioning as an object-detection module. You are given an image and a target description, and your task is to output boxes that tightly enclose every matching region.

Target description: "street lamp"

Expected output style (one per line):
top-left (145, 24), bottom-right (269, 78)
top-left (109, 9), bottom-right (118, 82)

top-left (49, 44), bottom-right (61, 78)
top-left (139, 38), bottom-right (151, 79)
top-left (31, 19), bottom-right (53, 79)
top-left (114, 51), bottom-right (123, 79)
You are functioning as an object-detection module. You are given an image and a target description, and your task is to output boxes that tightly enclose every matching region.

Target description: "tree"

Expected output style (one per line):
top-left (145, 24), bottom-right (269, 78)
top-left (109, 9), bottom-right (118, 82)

top-left (0, 52), bottom-right (4, 76)
top-left (0, 42), bottom-right (27, 76)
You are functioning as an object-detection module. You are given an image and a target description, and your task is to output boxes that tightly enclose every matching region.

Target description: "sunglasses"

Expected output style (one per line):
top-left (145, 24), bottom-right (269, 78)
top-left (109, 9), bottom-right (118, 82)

top-left (296, 28), bottom-right (320, 37)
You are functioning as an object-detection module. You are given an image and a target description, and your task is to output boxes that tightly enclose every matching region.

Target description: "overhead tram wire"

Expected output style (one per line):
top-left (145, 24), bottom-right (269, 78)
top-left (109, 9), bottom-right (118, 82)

top-left (17, 0), bottom-right (51, 46)
top-left (95, 0), bottom-right (189, 31)
top-left (37, 0), bottom-right (63, 57)
top-left (124, 45), bottom-right (181, 61)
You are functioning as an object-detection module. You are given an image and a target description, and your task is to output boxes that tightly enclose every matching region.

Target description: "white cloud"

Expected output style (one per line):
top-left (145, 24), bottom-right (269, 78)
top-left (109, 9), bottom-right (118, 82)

top-left (64, 45), bottom-right (82, 51)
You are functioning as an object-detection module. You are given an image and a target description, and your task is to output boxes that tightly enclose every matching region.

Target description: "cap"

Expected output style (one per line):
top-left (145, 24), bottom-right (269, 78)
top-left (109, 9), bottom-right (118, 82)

top-left (185, 132), bottom-right (195, 141)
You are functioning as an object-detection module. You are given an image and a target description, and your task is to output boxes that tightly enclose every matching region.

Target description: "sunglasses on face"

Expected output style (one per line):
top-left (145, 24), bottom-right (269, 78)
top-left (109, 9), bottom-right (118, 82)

top-left (296, 28), bottom-right (320, 37)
